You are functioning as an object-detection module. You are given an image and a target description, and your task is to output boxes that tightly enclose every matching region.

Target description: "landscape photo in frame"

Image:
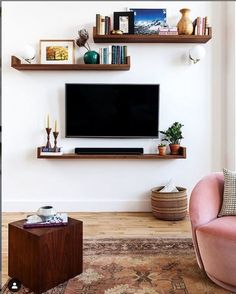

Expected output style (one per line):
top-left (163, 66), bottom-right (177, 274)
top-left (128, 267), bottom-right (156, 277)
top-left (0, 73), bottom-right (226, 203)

top-left (40, 40), bottom-right (75, 64)
top-left (130, 8), bottom-right (167, 34)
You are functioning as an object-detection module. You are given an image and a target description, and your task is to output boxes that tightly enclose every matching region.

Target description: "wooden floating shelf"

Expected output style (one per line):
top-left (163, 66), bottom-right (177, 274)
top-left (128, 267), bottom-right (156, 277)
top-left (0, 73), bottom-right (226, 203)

top-left (93, 27), bottom-right (212, 44)
top-left (11, 56), bottom-right (130, 71)
top-left (37, 147), bottom-right (186, 160)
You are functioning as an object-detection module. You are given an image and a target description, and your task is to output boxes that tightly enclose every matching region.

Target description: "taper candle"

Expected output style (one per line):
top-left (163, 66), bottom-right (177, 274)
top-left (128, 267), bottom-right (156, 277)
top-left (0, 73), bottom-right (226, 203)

top-left (47, 114), bottom-right (50, 128)
top-left (54, 120), bottom-right (58, 132)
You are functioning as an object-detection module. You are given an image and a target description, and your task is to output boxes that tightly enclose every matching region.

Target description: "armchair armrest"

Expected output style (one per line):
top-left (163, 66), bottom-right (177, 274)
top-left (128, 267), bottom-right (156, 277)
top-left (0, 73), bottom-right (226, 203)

top-left (189, 173), bottom-right (224, 230)
top-left (189, 173), bottom-right (224, 270)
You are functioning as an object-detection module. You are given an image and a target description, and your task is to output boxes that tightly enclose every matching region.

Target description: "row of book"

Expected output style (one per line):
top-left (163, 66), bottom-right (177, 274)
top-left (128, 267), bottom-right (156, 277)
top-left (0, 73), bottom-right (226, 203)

top-left (96, 14), bottom-right (111, 35)
top-left (40, 147), bottom-right (63, 156)
top-left (24, 213), bottom-right (68, 228)
top-left (158, 27), bottom-right (178, 35)
top-left (99, 45), bottom-right (128, 65)
top-left (193, 16), bottom-right (209, 35)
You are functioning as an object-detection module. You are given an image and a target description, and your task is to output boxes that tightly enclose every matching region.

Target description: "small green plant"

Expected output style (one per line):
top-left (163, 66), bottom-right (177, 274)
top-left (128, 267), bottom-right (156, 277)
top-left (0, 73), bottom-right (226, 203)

top-left (160, 122), bottom-right (184, 145)
top-left (158, 143), bottom-right (166, 147)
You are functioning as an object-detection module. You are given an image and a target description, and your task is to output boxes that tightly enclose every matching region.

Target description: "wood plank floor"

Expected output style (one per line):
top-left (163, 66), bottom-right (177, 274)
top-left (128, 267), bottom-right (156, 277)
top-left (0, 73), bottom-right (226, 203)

top-left (2, 212), bottom-right (192, 286)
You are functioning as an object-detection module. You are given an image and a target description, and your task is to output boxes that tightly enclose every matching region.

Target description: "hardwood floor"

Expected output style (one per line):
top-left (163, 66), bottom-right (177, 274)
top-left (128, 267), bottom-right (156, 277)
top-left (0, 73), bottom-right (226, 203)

top-left (2, 212), bottom-right (192, 286)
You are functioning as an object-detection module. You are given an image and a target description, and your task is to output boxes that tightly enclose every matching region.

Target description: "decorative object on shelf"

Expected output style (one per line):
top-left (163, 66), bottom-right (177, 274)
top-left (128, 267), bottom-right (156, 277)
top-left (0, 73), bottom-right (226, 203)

top-left (158, 143), bottom-right (167, 156)
top-left (113, 11), bottom-right (134, 34)
top-left (53, 120), bottom-right (59, 151)
top-left (20, 45), bottom-right (36, 63)
top-left (76, 29), bottom-right (99, 64)
top-left (45, 127), bottom-right (52, 148)
top-left (160, 122), bottom-right (184, 155)
top-left (111, 29), bottom-right (124, 35)
top-left (189, 45), bottom-right (206, 64)
top-left (45, 114), bottom-right (52, 148)
top-left (40, 40), bottom-right (75, 64)
top-left (151, 185), bottom-right (187, 220)
top-left (129, 8), bottom-right (167, 34)
top-left (84, 50), bottom-right (99, 64)
top-left (76, 29), bottom-right (91, 50)
top-left (177, 8), bottom-right (193, 35)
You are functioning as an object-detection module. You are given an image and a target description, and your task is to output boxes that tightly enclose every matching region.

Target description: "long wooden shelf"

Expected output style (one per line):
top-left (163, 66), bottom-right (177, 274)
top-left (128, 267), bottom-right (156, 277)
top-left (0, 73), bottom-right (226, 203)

top-left (37, 147), bottom-right (186, 160)
top-left (93, 27), bottom-right (212, 44)
top-left (11, 56), bottom-right (130, 71)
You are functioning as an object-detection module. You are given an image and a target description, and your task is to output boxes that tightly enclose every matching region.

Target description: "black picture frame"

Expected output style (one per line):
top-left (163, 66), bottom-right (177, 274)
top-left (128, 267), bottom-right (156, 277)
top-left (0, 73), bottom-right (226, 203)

top-left (113, 12), bottom-right (134, 34)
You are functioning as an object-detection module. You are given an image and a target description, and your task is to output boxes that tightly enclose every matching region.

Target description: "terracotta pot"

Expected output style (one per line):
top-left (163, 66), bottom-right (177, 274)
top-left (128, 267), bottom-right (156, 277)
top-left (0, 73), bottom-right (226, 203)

top-left (158, 146), bottom-right (167, 156)
top-left (177, 8), bottom-right (193, 35)
top-left (169, 144), bottom-right (180, 155)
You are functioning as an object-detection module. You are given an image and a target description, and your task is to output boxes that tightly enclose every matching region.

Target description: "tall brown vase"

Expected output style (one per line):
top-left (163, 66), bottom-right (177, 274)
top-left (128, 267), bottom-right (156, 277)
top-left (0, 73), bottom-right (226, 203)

top-left (177, 8), bottom-right (193, 35)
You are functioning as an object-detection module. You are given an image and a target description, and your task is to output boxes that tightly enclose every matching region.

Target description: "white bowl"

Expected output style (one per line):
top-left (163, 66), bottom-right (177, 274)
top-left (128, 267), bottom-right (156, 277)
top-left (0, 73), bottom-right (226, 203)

top-left (37, 206), bottom-right (56, 220)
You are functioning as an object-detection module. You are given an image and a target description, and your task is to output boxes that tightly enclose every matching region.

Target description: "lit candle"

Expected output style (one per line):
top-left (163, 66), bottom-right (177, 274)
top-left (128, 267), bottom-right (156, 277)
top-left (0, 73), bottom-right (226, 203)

top-left (55, 120), bottom-right (58, 132)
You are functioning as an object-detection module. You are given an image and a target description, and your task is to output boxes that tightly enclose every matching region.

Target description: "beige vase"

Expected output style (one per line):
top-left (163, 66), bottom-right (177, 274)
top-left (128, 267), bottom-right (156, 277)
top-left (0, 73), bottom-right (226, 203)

top-left (177, 8), bottom-right (193, 35)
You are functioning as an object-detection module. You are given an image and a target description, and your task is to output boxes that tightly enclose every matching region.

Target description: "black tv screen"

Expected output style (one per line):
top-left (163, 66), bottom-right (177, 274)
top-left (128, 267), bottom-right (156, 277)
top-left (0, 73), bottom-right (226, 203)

top-left (65, 84), bottom-right (159, 138)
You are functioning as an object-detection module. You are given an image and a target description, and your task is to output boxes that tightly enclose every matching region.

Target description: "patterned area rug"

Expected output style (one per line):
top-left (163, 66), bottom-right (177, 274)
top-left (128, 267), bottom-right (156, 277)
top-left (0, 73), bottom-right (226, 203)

top-left (2, 238), bottom-right (230, 294)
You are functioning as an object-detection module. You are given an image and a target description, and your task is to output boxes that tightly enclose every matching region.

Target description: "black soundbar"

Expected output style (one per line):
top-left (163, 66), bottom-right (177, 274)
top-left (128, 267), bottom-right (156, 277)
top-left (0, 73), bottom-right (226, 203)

top-left (75, 147), bottom-right (144, 155)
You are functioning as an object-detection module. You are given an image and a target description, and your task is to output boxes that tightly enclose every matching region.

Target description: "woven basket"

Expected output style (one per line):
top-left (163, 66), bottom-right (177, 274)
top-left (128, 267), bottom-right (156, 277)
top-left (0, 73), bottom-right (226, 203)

top-left (151, 186), bottom-right (187, 221)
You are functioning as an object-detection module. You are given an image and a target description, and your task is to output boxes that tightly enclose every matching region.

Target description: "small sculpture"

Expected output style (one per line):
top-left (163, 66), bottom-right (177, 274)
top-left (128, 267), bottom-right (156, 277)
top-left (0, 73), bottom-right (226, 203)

top-left (76, 29), bottom-right (91, 51)
top-left (76, 29), bottom-right (99, 64)
top-left (20, 45), bottom-right (36, 63)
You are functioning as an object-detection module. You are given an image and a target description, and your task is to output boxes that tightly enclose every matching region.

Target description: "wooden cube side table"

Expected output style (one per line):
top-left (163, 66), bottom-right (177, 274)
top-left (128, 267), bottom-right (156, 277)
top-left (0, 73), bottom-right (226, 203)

top-left (9, 217), bottom-right (83, 294)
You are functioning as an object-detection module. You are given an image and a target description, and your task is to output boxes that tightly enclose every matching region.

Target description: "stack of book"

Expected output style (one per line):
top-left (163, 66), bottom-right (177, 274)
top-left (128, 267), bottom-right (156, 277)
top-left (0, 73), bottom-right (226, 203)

top-left (96, 14), bottom-right (111, 35)
top-left (99, 45), bottom-right (128, 64)
top-left (159, 27), bottom-right (178, 35)
top-left (40, 147), bottom-right (63, 156)
top-left (24, 213), bottom-right (68, 228)
top-left (193, 17), bottom-right (209, 35)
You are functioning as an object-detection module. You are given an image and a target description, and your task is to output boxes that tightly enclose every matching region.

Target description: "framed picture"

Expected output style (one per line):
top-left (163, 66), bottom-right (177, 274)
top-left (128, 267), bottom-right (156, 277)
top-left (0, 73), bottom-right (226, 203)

top-left (129, 8), bottom-right (167, 34)
top-left (40, 40), bottom-right (75, 64)
top-left (113, 12), bottom-right (134, 34)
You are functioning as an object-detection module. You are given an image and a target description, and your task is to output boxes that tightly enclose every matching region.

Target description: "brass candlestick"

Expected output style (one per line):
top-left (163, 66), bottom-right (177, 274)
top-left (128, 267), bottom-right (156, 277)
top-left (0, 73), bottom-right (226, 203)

top-left (45, 128), bottom-right (52, 149)
top-left (53, 131), bottom-right (59, 151)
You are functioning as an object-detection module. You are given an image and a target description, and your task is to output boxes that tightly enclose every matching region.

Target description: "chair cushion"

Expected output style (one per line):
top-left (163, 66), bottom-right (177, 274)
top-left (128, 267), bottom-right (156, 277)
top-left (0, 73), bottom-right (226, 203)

top-left (218, 168), bottom-right (236, 216)
top-left (196, 216), bottom-right (236, 286)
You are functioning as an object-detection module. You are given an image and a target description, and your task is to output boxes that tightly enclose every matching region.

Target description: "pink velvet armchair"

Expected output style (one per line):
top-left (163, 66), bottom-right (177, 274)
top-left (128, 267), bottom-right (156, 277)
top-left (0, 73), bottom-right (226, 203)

top-left (189, 173), bottom-right (236, 292)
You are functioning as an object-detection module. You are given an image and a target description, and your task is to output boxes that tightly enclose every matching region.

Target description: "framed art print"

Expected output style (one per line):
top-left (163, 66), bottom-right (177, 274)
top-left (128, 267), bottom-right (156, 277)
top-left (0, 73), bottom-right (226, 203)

top-left (129, 9), bottom-right (167, 34)
top-left (113, 12), bottom-right (134, 34)
top-left (40, 40), bottom-right (75, 64)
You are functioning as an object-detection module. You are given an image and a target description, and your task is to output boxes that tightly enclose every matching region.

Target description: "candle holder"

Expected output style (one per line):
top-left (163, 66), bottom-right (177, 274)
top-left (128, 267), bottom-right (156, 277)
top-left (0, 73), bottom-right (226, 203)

top-left (45, 128), bottom-right (52, 149)
top-left (53, 131), bottom-right (59, 151)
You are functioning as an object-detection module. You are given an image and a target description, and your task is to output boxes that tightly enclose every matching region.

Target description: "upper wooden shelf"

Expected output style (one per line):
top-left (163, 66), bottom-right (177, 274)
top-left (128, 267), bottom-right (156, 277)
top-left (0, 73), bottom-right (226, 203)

top-left (11, 56), bottom-right (130, 71)
top-left (37, 147), bottom-right (186, 160)
top-left (93, 27), bottom-right (212, 44)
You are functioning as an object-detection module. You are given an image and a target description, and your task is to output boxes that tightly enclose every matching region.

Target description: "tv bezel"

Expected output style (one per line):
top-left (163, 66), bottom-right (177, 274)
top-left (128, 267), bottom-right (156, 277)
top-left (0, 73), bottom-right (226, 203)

top-left (65, 83), bottom-right (160, 138)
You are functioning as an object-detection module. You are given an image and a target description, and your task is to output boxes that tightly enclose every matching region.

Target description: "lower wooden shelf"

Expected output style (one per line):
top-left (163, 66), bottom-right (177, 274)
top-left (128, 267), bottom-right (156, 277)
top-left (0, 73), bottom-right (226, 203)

top-left (37, 147), bottom-right (186, 160)
top-left (11, 56), bottom-right (130, 71)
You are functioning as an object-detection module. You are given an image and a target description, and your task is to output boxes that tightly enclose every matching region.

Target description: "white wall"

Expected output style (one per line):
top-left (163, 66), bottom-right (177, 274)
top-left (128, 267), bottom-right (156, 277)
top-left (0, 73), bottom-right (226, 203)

top-left (2, 1), bottom-right (225, 212)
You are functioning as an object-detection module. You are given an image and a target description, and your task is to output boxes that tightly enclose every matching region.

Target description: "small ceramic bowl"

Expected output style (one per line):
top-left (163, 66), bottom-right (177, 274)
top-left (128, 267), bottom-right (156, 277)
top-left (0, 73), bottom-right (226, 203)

top-left (37, 206), bottom-right (56, 221)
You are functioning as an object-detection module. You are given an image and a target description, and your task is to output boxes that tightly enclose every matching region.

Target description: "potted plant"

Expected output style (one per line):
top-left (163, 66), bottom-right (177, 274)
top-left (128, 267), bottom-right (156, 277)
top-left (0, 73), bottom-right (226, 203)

top-left (158, 143), bottom-right (167, 156)
top-left (160, 122), bottom-right (184, 155)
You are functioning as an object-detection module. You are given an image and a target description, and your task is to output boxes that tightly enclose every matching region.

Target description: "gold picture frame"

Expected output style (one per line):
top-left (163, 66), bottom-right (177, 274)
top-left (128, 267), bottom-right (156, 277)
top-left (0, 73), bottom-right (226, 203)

top-left (40, 40), bottom-right (75, 64)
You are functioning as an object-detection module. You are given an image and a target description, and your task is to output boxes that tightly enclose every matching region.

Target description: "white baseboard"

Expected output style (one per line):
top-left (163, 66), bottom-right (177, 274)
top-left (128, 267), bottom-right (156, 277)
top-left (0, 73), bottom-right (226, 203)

top-left (3, 200), bottom-right (152, 212)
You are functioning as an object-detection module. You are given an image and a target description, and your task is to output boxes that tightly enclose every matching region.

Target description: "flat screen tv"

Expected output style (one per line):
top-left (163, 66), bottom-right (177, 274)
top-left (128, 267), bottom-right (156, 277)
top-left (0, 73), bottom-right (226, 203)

top-left (65, 83), bottom-right (159, 138)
